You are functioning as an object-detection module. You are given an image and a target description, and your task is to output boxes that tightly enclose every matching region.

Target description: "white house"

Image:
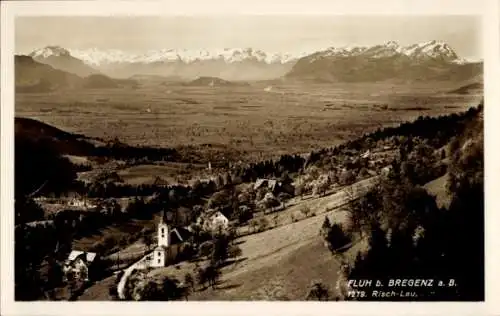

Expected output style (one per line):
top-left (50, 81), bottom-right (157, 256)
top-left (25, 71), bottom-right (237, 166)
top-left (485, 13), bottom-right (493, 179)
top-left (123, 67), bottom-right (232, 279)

top-left (197, 210), bottom-right (229, 233)
top-left (210, 211), bottom-right (229, 231)
top-left (381, 165), bottom-right (393, 176)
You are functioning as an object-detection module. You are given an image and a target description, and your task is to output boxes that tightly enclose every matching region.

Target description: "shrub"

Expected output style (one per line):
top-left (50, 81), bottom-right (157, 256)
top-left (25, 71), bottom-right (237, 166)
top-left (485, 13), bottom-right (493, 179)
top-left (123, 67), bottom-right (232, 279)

top-left (339, 170), bottom-right (356, 186)
top-left (300, 205), bottom-right (312, 217)
top-left (306, 281), bottom-right (330, 301)
top-left (184, 273), bottom-right (194, 291)
top-left (326, 223), bottom-right (351, 251)
top-left (262, 192), bottom-right (280, 210)
top-left (257, 217), bottom-right (269, 232)
top-left (312, 175), bottom-right (330, 196)
top-left (199, 241), bottom-right (214, 258)
top-left (196, 264), bottom-right (221, 290)
top-left (248, 218), bottom-right (260, 233)
top-left (237, 205), bottom-right (253, 224)
top-left (228, 245), bottom-right (243, 259)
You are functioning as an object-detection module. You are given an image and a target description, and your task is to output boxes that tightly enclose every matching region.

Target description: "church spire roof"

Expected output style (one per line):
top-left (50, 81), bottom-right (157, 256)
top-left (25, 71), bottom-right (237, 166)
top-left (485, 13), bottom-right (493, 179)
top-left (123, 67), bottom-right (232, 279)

top-left (160, 209), bottom-right (168, 225)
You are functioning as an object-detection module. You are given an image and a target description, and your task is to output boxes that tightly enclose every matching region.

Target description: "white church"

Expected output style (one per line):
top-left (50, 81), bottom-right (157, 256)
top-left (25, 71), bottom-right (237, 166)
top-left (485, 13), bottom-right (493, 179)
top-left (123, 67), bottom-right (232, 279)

top-left (150, 215), bottom-right (191, 268)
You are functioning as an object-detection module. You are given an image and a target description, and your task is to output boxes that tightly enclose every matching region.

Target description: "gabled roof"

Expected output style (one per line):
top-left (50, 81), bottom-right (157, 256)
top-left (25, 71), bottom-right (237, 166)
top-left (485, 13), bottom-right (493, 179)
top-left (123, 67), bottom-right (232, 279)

top-left (267, 179), bottom-right (277, 190)
top-left (254, 179), bottom-right (267, 190)
top-left (254, 178), bottom-right (279, 190)
top-left (175, 226), bottom-right (192, 238)
top-left (211, 211), bottom-right (228, 222)
top-left (170, 227), bottom-right (191, 244)
top-left (67, 250), bottom-right (97, 263)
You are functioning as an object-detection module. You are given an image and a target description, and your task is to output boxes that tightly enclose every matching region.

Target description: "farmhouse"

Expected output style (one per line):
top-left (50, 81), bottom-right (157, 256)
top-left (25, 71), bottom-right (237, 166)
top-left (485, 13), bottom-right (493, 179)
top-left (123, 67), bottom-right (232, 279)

top-left (197, 209), bottom-right (230, 232)
top-left (67, 196), bottom-right (96, 209)
top-left (209, 210), bottom-right (229, 230)
top-left (63, 250), bottom-right (99, 281)
top-left (254, 178), bottom-right (278, 191)
top-left (253, 178), bottom-right (294, 196)
top-left (149, 216), bottom-right (192, 268)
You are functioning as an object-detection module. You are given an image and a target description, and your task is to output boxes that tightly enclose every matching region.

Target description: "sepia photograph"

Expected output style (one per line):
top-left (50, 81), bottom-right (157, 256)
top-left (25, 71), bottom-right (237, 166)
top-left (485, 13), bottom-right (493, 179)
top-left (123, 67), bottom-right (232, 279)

top-left (1, 0), bottom-right (498, 314)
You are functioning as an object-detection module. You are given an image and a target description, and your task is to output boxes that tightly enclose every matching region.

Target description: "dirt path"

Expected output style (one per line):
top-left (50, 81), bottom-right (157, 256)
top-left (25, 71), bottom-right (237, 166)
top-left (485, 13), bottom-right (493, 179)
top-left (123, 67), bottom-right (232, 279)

top-left (117, 252), bottom-right (152, 299)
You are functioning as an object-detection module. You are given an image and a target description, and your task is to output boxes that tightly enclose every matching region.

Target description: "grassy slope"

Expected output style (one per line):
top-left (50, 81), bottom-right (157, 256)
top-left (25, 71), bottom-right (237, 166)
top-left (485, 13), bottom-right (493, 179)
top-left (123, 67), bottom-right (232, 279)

top-left (423, 173), bottom-right (451, 209)
top-left (192, 238), bottom-right (340, 300)
top-left (78, 275), bottom-right (117, 300)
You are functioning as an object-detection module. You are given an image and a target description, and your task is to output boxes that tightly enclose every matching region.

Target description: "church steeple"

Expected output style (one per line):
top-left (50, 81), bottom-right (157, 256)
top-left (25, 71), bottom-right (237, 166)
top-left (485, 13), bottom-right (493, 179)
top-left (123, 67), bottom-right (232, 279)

top-left (160, 209), bottom-right (166, 223)
top-left (158, 212), bottom-right (169, 247)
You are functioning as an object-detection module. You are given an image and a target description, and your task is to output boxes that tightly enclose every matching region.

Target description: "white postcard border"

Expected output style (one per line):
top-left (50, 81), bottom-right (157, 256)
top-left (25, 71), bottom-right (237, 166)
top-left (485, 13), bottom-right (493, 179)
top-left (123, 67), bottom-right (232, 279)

top-left (1, 1), bottom-right (499, 315)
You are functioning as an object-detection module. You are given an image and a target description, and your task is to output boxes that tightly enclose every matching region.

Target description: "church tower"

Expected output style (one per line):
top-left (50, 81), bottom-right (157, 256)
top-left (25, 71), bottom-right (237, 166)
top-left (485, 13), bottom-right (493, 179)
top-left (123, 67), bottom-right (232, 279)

top-left (157, 214), bottom-right (170, 247)
top-left (151, 212), bottom-right (169, 267)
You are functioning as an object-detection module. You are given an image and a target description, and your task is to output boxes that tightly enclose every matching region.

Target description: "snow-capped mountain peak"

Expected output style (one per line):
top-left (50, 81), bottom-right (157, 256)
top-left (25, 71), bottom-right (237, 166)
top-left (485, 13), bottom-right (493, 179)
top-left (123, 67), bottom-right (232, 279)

top-left (312, 40), bottom-right (460, 62)
top-left (64, 47), bottom-right (309, 66)
top-left (404, 40), bottom-right (457, 60)
top-left (30, 46), bottom-right (71, 58)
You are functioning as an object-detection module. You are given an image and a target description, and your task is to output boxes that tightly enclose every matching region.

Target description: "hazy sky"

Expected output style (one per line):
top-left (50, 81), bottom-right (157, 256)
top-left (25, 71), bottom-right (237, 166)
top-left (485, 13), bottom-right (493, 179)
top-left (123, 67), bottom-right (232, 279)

top-left (16, 15), bottom-right (482, 59)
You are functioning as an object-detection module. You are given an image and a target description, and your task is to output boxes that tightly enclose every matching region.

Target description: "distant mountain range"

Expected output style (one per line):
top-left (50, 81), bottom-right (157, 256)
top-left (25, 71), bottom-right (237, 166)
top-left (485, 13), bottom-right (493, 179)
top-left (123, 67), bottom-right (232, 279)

top-left (286, 40), bottom-right (482, 83)
top-left (18, 41), bottom-right (482, 85)
top-left (15, 55), bottom-right (137, 92)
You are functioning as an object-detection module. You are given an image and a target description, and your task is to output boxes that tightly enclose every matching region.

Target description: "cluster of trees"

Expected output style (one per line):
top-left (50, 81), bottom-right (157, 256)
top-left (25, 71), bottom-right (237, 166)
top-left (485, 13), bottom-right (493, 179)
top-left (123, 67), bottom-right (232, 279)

top-left (321, 217), bottom-right (352, 252)
top-left (125, 272), bottom-right (188, 301)
top-left (15, 136), bottom-right (80, 202)
top-left (340, 105), bottom-right (484, 301)
top-left (236, 154), bottom-right (305, 183)
top-left (193, 230), bottom-right (242, 291)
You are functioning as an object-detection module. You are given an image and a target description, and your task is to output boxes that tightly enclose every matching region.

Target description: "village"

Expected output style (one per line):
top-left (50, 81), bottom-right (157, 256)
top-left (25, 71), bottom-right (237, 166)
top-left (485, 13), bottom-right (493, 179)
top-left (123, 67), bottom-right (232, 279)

top-left (28, 143), bottom-right (396, 301)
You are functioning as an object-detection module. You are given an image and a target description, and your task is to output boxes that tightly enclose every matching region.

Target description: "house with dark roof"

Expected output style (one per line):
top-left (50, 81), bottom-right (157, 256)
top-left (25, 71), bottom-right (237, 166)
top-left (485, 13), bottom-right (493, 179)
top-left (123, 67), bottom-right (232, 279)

top-left (63, 250), bottom-right (99, 282)
top-left (253, 178), bottom-right (295, 196)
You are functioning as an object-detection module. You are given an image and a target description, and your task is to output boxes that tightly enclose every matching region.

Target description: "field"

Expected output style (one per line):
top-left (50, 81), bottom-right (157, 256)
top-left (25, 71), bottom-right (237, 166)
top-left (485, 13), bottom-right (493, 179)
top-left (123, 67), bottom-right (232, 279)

top-left (424, 173), bottom-right (452, 209)
top-left (116, 162), bottom-right (207, 185)
top-left (15, 81), bottom-right (481, 162)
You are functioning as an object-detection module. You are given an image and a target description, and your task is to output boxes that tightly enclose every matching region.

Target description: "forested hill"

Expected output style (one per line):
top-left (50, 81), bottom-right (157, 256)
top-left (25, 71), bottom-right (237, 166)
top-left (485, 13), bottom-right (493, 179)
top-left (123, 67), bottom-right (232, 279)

top-left (337, 103), bottom-right (484, 301)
